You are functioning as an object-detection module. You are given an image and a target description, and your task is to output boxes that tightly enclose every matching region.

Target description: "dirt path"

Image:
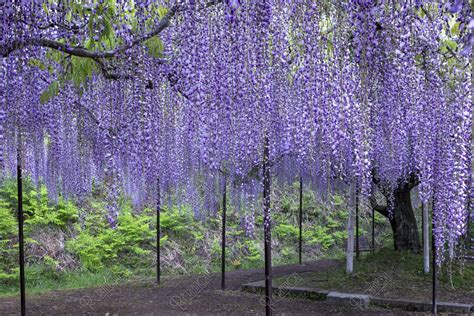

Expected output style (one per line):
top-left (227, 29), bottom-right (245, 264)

top-left (0, 260), bottom-right (422, 315)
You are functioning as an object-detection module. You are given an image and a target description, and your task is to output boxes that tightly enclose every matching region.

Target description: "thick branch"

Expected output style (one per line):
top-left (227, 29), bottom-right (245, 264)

top-left (93, 58), bottom-right (132, 80)
top-left (2, 5), bottom-right (178, 58)
top-left (369, 195), bottom-right (389, 218)
top-left (2, 1), bottom-right (223, 59)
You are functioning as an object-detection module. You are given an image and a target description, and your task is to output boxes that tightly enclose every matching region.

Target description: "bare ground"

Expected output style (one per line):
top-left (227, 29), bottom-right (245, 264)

top-left (0, 260), bottom-right (431, 315)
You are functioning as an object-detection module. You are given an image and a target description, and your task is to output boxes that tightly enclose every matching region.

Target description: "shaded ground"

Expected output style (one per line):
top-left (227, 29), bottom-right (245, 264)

top-left (0, 259), bottom-right (425, 315)
top-left (274, 250), bottom-right (474, 305)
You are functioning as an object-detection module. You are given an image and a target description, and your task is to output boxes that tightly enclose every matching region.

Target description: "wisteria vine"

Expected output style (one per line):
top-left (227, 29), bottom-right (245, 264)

top-left (0, 0), bottom-right (472, 263)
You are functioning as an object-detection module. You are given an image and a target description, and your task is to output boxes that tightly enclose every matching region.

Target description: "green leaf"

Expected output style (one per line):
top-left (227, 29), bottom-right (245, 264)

top-left (450, 22), bottom-right (460, 36)
top-left (40, 81), bottom-right (60, 104)
top-left (42, 2), bottom-right (49, 15)
top-left (144, 37), bottom-right (164, 58)
top-left (158, 6), bottom-right (168, 19)
top-left (28, 58), bottom-right (46, 71)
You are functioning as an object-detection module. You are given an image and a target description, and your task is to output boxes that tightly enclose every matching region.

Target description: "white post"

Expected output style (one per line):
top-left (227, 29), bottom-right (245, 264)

top-left (423, 202), bottom-right (429, 273)
top-left (346, 183), bottom-right (355, 274)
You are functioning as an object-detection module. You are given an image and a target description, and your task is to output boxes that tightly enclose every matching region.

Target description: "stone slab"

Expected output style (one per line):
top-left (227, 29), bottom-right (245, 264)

top-left (371, 297), bottom-right (431, 312)
top-left (241, 279), bottom-right (473, 314)
top-left (241, 280), bottom-right (265, 294)
top-left (241, 281), bottom-right (328, 300)
top-left (326, 291), bottom-right (370, 308)
top-left (437, 302), bottom-right (473, 314)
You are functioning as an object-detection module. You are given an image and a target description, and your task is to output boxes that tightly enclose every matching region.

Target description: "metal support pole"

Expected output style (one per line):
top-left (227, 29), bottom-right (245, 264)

top-left (371, 208), bottom-right (375, 252)
top-left (156, 178), bottom-right (161, 284)
top-left (263, 136), bottom-right (272, 316)
top-left (298, 175), bottom-right (303, 264)
top-left (221, 175), bottom-right (227, 290)
top-left (432, 200), bottom-right (437, 315)
top-left (17, 160), bottom-right (26, 316)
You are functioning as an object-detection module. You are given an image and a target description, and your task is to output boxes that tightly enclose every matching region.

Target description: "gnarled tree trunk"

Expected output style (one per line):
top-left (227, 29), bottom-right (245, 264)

top-left (372, 173), bottom-right (421, 253)
top-left (388, 182), bottom-right (421, 252)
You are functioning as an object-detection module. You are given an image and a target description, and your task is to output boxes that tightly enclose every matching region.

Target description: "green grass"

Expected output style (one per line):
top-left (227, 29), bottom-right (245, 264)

top-left (0, 258), bottom-right (270, 298)
top-left (0, 265), bottom-right (155, 297)
top-left (274, 248), bottom-right (474, 303)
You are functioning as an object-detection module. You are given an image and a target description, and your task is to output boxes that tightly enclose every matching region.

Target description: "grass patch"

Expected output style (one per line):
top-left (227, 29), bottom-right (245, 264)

top-left (274, 248), bottom-right (474, 303)
top-left (0, 265), bottom-right (155, 297)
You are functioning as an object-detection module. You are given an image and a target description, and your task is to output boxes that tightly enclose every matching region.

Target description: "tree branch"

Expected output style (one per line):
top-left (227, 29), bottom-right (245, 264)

top-left (419, 5), bottom-right (433, 22)
top-left (2, 1), bottom-right (223, 59)
top-left (2, 5), bottom-right (178, 58)
top-left (92, 58), bottom-right (132, 80)
top-left (369, 195), bottom-right (389, 218)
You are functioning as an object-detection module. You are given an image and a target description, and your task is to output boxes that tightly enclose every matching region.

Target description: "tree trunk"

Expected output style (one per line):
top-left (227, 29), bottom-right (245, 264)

top-left (387, 182), bottom-right (421, 252)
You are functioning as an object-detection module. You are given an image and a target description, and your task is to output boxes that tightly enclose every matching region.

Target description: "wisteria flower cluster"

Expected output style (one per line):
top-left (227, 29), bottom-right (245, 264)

top-left (0, 0), bottom-right (471, 262)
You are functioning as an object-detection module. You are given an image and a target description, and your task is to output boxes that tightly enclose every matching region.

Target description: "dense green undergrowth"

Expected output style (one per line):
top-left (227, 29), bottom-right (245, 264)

top-left (0, 178), bottom-right (388, 297)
